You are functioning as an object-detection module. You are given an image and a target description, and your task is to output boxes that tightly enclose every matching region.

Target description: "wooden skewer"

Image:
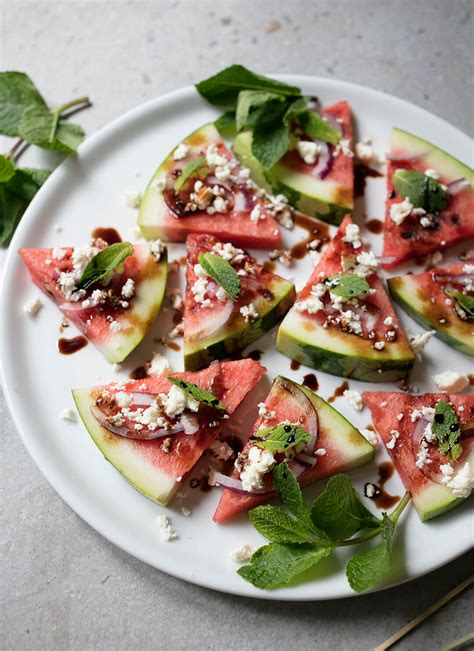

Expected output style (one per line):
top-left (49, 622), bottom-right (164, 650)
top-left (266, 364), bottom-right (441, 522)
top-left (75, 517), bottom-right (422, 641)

top-left (374, 575), bottom-right (474, 651)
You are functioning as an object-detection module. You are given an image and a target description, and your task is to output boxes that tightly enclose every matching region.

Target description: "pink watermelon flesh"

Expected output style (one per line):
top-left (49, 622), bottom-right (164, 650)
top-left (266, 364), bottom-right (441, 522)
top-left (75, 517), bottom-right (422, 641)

top-left (213, 375), bottom-right (373, 522)
top-left (382, 161), bottom-right (474, 269)
top-left (19, 243), bottom-right (167, 363)
top-left (73, 359), bottom-right (266, 505)
top-left (363, 391), bottom-right (474, 521)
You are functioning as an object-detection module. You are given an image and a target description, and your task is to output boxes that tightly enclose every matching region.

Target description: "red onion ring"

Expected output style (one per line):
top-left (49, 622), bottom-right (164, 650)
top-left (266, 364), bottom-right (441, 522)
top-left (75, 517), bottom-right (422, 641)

top-left (447, 178), bottom-right (470, 195)
top-left (377, 255), bottom-right (397, 265)
top-left (386, 151), bottom-right (423, 162)
top-left (311, 141), bottom-right (333, 179)
top-left (208, 470), bottom-right (273, 496)
top-left (294, 453), bottom-right (317, 467)
top-left (433, 273), bottom-right (474, 285)
top-left (90, 404), bottom-right (183, 441)
top-left (317, 110), bottom-right (344, 135)
top-left (130, 392), bottom-right (157, 406)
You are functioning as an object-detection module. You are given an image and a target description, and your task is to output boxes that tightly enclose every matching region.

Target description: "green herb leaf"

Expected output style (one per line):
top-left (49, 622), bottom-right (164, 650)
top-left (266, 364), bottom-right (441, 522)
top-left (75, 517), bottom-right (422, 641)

top-left (311, 474), bottom-right (380, 541)
top-left (249, 505), bottom-right (310, 544)
top-left (295, 110), bottom-right (341, 145)
top-left (0, 156), bottom-right (15, 183)
top-left (166, 377), bottom-right (226, 412)
top-left (254, 423), bottom-right (311, 455)
top-left (392, 169), bottom-right (448, 212)
top-left (214, 111), bottom-right (236, 138)
top-left (346, 514), bottom-right (394, 593)
top-left (18, 106), bottom-right (84, 153)
top-left (326, 274), bottom-right (371, 300)
top-left (235, 90), bottom-right (284, 131)
top-left (0, 186), bottom-right (27, 247)
top-left (198, 252), bottom-right (241, 300)
top-left (77, 242), bottom-right (134, 290)
top-left (0, 71), bottom-right (48, 137)
top-left (5, 166), bottom-right (51, 201)
top-left (238, 542), bottom-right (332, 589)
top-left (445, 290), bottom-right (474, 318)
top-left (273, 462), bottom-right (314, 531)
top-left (174, 156), bottom-right (207, 192)
top-left (196, 65), bottom-right (300, 111)
top-left (432, 400), bottom-right (462, 461)
top-left (252, 107), bottom-right (290, 169)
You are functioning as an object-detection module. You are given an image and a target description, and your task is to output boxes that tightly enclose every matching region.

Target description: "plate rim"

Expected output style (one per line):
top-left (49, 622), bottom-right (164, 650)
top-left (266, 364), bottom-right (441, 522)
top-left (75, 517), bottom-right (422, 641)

top-left (1, 74), bottom-right (472, 601)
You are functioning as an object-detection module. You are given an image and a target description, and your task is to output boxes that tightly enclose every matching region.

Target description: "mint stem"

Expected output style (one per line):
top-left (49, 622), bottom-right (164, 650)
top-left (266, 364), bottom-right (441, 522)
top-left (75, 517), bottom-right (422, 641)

top-left (54, 96), bottom-right (90, 115)
top-left (5, 138), bottom-right (24, 160)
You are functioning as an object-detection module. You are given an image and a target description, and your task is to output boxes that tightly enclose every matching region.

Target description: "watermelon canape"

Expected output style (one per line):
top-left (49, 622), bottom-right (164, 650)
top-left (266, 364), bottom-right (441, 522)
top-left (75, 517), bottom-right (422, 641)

top-left (381, 128), bottom-right (474, 269)
top-left (388, 262), bottom-right (474, 356)
top-left (212, 375), bottom-right (374, 522)
top-left (19, 240), bottom-right (168, 363)
top-left (233, 100), bottom-right (354, 225)
top-left (276, 215), bottom-right (415, 382)
top-left (138, 122), bottom-right (284, 249)
top-left (363, 391), bottom-right (474, 521)
top-left (184, 234), bottom-right (296, 371)
top-left (73, 359), bottom-right (266, 506)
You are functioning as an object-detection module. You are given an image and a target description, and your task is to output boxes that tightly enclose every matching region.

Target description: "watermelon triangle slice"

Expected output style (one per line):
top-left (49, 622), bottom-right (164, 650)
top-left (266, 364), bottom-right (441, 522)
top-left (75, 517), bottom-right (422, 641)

top-left (233, 100), bottom-right (354, 225)
top-left (72, 358), bottom-right (266, 506)
top-left (213, 375), bottom-right (374, 522)
top-left (363, 391), bottom-right (474, 521)
top-left (183, 234), bottom-right (296, 371)
top-left (137, 122), bottom-right (283, 249)
top-left (19, 242), bottom-right (167, 363)
top-left (381, 128), bottom-right (474, 269)
top-left (388, 262), bottom-right (474, 356)
top-left (276, 215), bottom-right (415, 382)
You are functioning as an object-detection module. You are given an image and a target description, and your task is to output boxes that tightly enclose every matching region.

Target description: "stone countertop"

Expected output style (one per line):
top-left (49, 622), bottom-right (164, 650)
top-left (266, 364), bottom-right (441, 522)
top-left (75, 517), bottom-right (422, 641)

top-left (1, 1), bottom-right (472, 649)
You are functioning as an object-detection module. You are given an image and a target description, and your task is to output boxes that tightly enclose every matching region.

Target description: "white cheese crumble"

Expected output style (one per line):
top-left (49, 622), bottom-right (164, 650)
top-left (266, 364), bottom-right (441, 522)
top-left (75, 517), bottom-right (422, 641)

top-left (355, 137), bottom-right (383, 164)
top-left (115, 391), bottom-right (132, 408)
top-left (408, 330), bottom-right (436, 357)
top-left (383, 316), bottom-right (396, 327)
top-left (239, 446), bottom-right (276, 492)
top-left (433, 371), bottom-right (469, 393)
top-left (149, 239), bottom-right (165, 263)
top-left (240, 303), bottom-right (259, 323)
top-left (343, 389), bottom-right (364, 411)
top-left (109, 320), bottom-right (122, 333)
top-left (390, 198), bottom-right (413, 225)
top-left (161, 384), bottom-right (199, 418)
top-left (424, 168), bottom-right (440, 180)
top-left (121, 278), bottom-right (135, 299)
top-left (297, 140), bottom-right (322, 165)
top-left (208, 440), bottom-right (234, 461)
top-left (334, 138), bottom-right (354, 158)
top-left (23, 297), bottom-right (43, 316)
top-left (342, 223), bottom-right (362, 249)
top-left (415, 439), bottom-right (432, 468)
top-left (231, 545), bottom-right (255, 562)
top-left (212, 242), bottom-right (245, 264)
top-left (250, 204), bottom-right (264, 223)
top-left (441, 462), bottom-right (473, 499)
top-left (360, 428), bottom-right (378, 447)
top-left (124, 188), bottom-right (142, 209)
top-left (156, 515), bottom-right (178, 540)
top-left (52, 247), bottom-right (67, 260)
top-left (148, 352), bottom-right (171, 376)
top-left (386, 430), bottom-right (400, 450)
top-left (258, 402), bottom-right (276, 421)
top-left (173, 142), bottom-right (190, 161)
top-left (374, 341), bottom-right (385, 351)
top-left (354, 250), bottom-right (379, 277)
top-left (59, 407), bottom-right (77, 422)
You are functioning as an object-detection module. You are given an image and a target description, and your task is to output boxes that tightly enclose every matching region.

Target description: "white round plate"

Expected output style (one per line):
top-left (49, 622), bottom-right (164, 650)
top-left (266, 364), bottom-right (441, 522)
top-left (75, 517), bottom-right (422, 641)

top-left (1, 76), bottom-right (472, 600)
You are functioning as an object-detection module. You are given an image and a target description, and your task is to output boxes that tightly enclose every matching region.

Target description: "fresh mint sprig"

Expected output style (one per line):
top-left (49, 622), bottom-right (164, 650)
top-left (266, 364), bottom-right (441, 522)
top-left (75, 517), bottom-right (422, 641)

top-left (78, 242), bottom-right (134, 290)
top-left (392, 169), bottom-right (448, 213)
top-left (238, 463), bottom-right (411, 592)
top-left (432, 400), bottom-right (463, 462)
top-left (198, 252), bottom-right (241, 300)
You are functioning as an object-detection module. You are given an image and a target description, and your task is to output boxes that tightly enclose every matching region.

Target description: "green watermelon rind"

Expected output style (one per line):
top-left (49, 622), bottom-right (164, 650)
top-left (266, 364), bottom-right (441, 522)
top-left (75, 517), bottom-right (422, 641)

top-left (412, 482), bottom-right (466, 522)
top-left (233, 130), bottom-right (351, 225)
top-left (388, 276), bottom-right (474, 357)
top-left (72, 387), bottom-right (178, 505)
top-left (184, 280), bottom-right (296, 371)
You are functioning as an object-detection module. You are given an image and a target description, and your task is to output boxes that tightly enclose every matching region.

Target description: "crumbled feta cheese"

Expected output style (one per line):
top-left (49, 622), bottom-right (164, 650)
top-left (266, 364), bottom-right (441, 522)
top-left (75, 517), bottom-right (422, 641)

top-left (415, 439), bottom-right (432, 468)
top-left (181, 412), bottom-right (199, 435)
top-left (396, 413), bottom-right (404, 421)
top-left (52, 247), bottom-right (67, 260)
top-left (433, 371), bottom-right (469, 393)
top-left (173, 142), bottom-right (190, 161)
top-left (191, 276), bottom-right (212, 307)
top-left (148, 352), bottom-right (171, 376)
top-left (115, 391), bottom-right (132, 408)
top-left (360, 428), bottom-right (378, 447)
top-left (294, 295), bottom-right (324, 314)
top-left (315, 448), bottom-right (326, 456)
top-left (463, 264), bottom-right (474, 274)
top-left (408, 330), bottom-right (436, 357)
top-left (213, 195), bottom-right (229, 213)
top-left (161, 384), bottom-right (199, 418)
top-left (124, 188), bottom-right (142, 208)
top-left (374, 341), bottom-right (385, 351)
top-left (441, 462), bottom-right (473, 499)
top-left (212, 242), bottom-right (245, 264)
top-left (239, 446), bottom-right (276, 492)
top-left (383, 316), bottom-right (395, 327)
top-left (23, 297), bottom-right (43, 316)
top-left (258, 402), bottom-right (276, 421)
top-left (410, 409), bottom-right (422, 422)
top-left (250, 204), bottom-right (264, 223)
top-left (109, 320), bottom-right (122, 333)
top-left (240, 303), bottom-right (259, 323)
top-left (59, 407), bottom-right (77, 422)
top-left (355, 137), bottom-right (382, 164)
top-left (231, 545), bottom-right (255, 562)
top-left (269, 248), bottom-right (292, 267)
top-left (149, 239), bottom-right (165, 263)
top-left (390, 198), bottom-right (413, 225)
top-left (343, 389), bottom-right (364, 411)
top-left (386, 430), bottom-right (400, 449)
top-left (297, 140), bottom-right (322, 165)
top-left (354, 250), bottom-right (379, 277)
top-left (424, 168), bottom-right (440, 180)
top-left (342, 223), bottom-right (362, 249)
top-left (181, 506), bottom-right (192, 517)
top-left (208, 440), bottom-right (234, 461)
top-left (365, 483), bottom-right (376, 498)
top-left (168, 321), bottom-right (184, 338)
top-left (334, 138), bottom-right (354, 158)
top-left (151, 177), bottom-right (166, 192)
top-left (156, 515), bottom-right (178, 540)
top-left (340, 310), bottom-right (363, 336)
top-left (121, 278), bottom-right (135, 300)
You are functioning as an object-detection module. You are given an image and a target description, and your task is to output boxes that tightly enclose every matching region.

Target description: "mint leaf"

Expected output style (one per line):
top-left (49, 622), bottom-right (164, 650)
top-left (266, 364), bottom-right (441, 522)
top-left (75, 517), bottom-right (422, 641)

top-left (252, 106), bottom-right (290, 169)
top-left (253, 423), bottom-right (311, 455)
top-left (174, 156), bottom-right (207, 192)
top-left (0, 186), bottom-right (27, 246)
top-left (392, 169), bottom-right (448, 212)
top-left (19, 106), bottom-right (84, 153)
top-left (0, 71), bottom-right (48, 137)
top-left (326, 274), bottom-right (371, 300)
top-left (249, 505), bottom-right (310, 544)
top-left (295, 110), bottom-right (341, 145)
top-left (166, 377), bottom-right (226, 412)
top-left (77, 242), bottom-right (134, 290)
top-left (273, 462), bottom-right (314, 531)
top-left (432, 400), bottom-right (462, 461)
top-left (198, 252), bottom-right (241, 300)
top-left (6, 167), bottom-right (51, 201)
top-left (238, 543), bottom-right (331, 589)
top-left (235, 90), bottom-right (284, 131)
top-left (214, 111), bottom-right (236, 138)
top-left (445, 290), bottom-right (474, 319)
top-left (0, 156), bottom-right (15, 183)
top-left (346, 514), bottom-right (394, 593)
top-left (196, 65), bottom-right (300, 111)
top-left (311, 474), bottom-right (379, 541)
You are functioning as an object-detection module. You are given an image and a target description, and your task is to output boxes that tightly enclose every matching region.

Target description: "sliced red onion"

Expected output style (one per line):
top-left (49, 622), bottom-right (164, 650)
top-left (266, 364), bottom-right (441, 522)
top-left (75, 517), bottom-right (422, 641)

top-left (377, 255), bottom-right (397, 265)
top-left (59, 302), bottom-right (88, 312)
top-left (386, 151), bottom-right (423, 162)
top-left (90, 404), bottom-right (183, 441)
top-left (208, 470), bottom-right (273, 496)
top-left (311, 141), bottom-right (333, 179)
top-left (294, 453), bottom-right (317, 467)
top-left (317, 110), bottom-right (343, 134)
top-left (447, 178), bottom-right (470, 195)
top-left (433, 273), bottom-right (474, 285)
top-left (233, 190), bottom-right (254, 212)
top-left (287, 460), bottom-right (306, 478)
top-left (189, 299), bottom-right (234, 338)
top-left (279, 378), bottom-right (319, 453)
top-left (130, 392), bottom-right (157, 406)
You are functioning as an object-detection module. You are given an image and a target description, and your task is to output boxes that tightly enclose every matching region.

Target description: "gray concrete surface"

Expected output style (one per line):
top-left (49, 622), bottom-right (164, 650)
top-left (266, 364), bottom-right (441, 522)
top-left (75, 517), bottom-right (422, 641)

top-left (1, 1), bottom-right (473, 649)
